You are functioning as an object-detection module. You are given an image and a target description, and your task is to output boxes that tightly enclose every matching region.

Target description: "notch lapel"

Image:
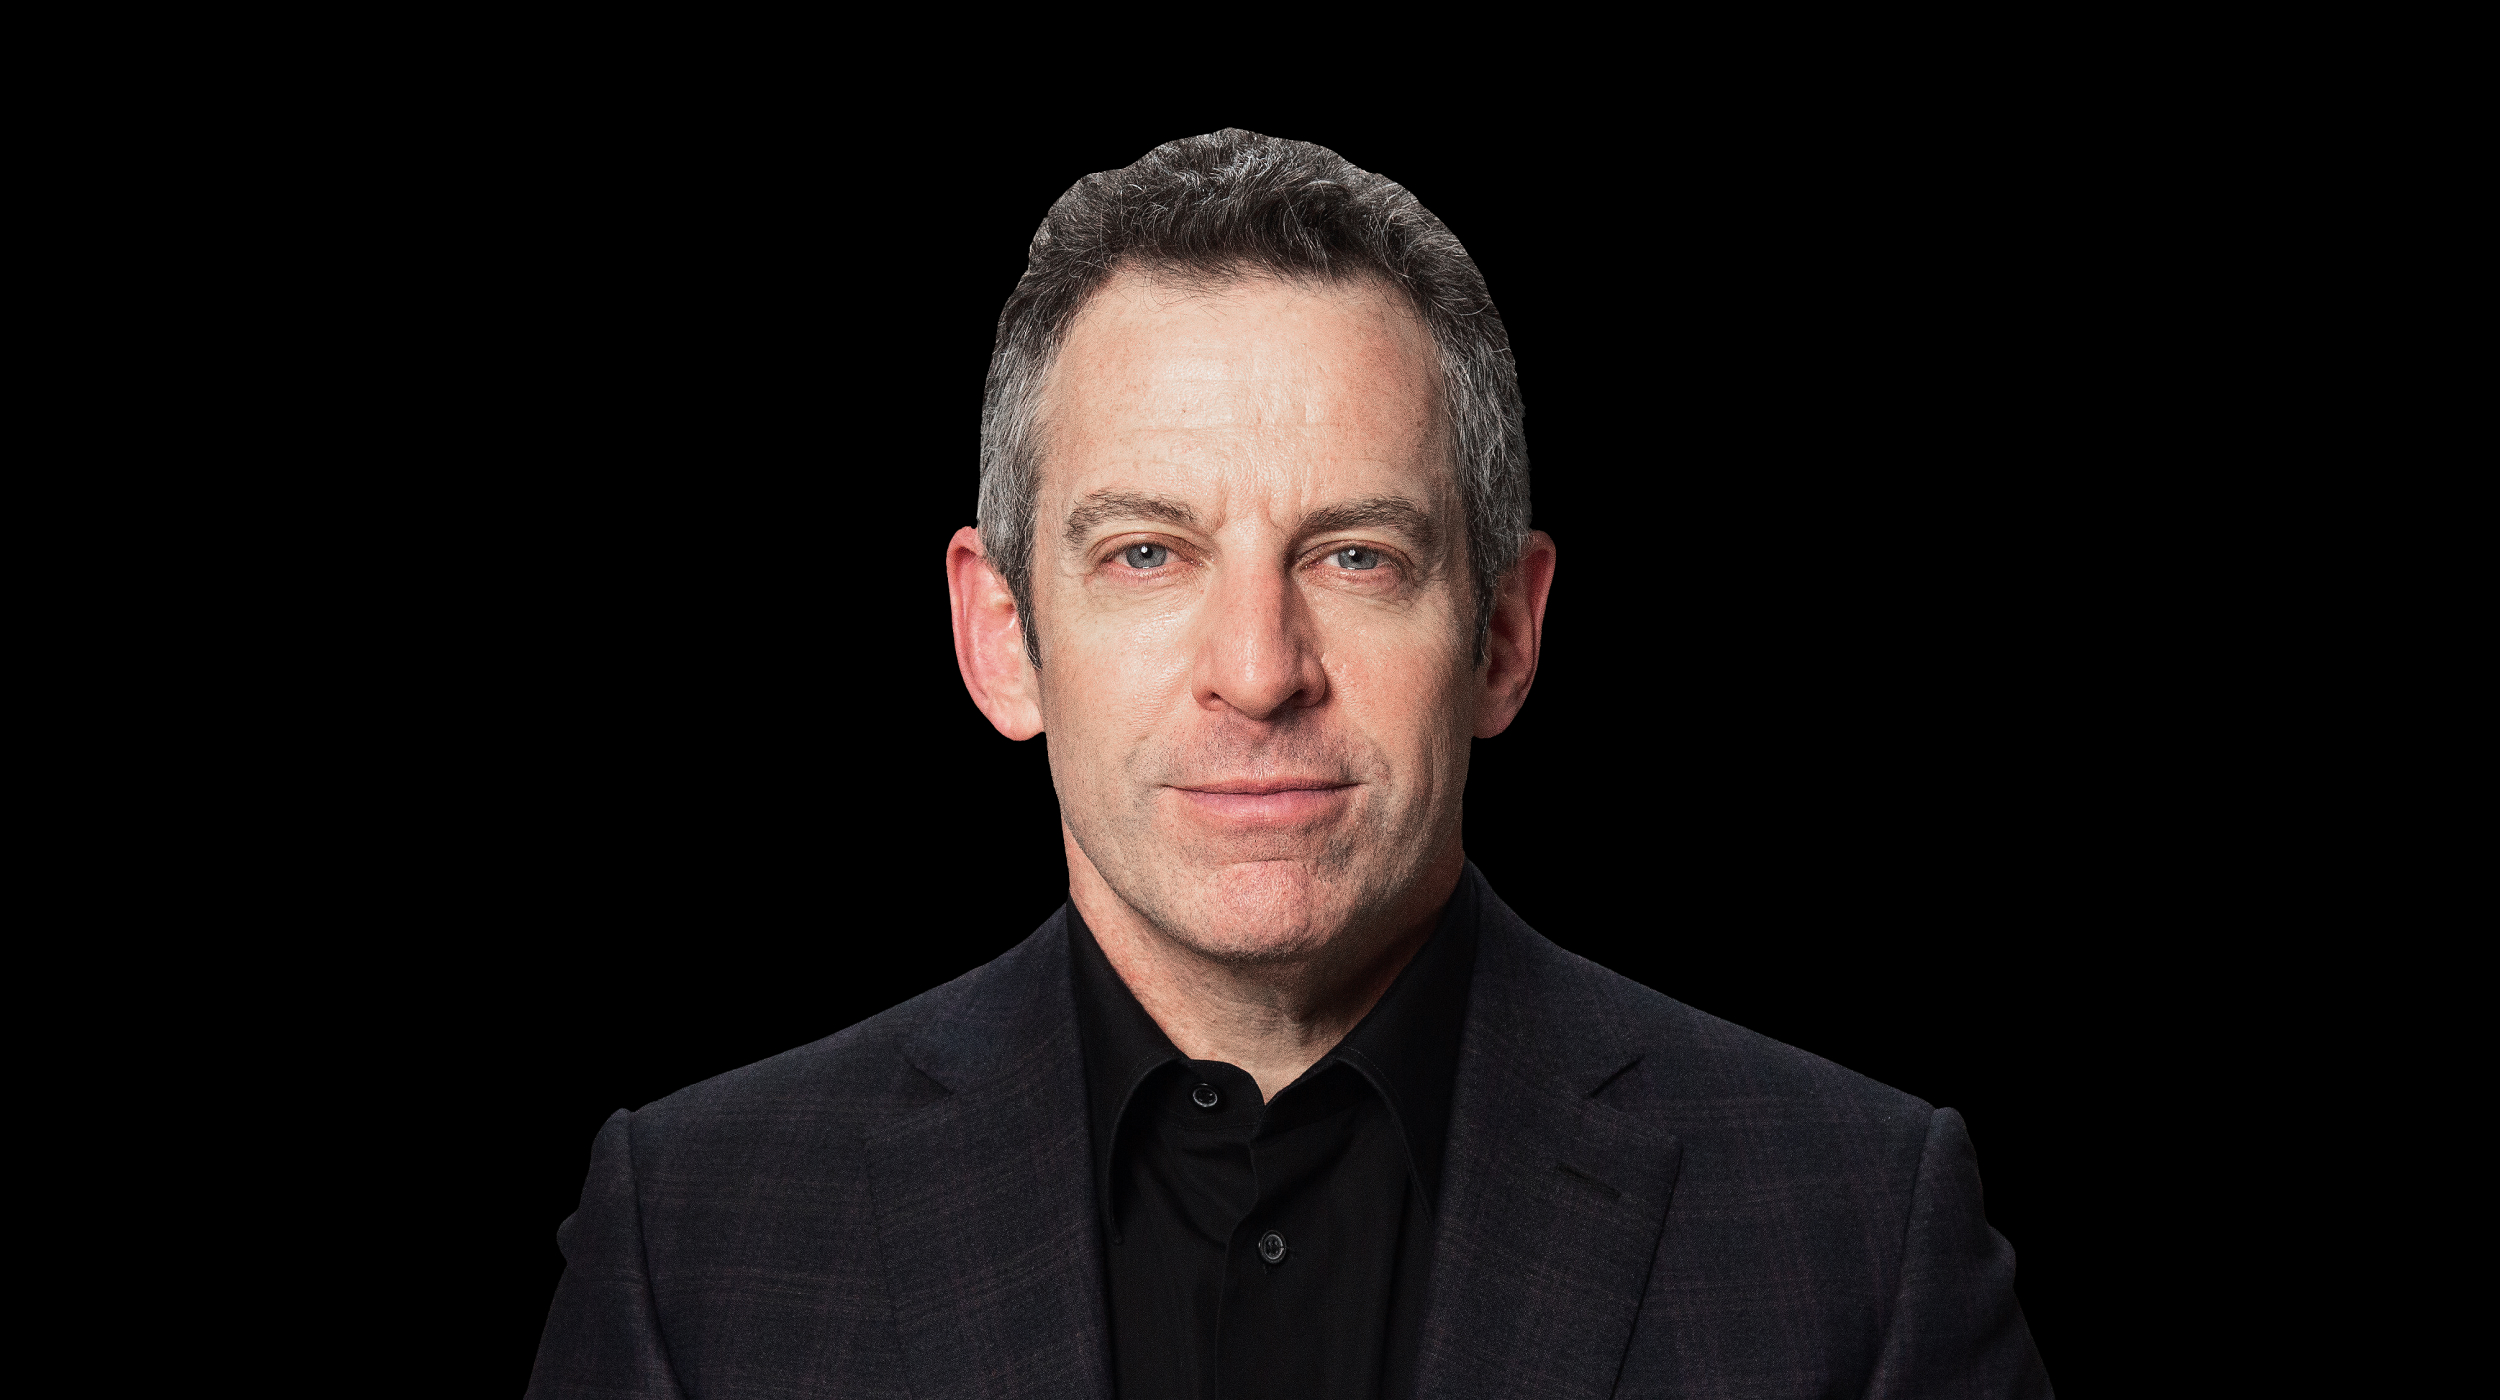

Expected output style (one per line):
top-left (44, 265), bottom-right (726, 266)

top-left (863, 912), bottom-right (1114, 1400)
top-left (1417, 883), bottom-right (1684, 1400)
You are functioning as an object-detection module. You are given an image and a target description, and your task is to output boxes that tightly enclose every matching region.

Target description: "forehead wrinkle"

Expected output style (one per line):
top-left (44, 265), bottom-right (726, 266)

top-left (1113, 365), bottom-right (1416, 435)
top-left (1040, 269), bottom-right (1456, 536)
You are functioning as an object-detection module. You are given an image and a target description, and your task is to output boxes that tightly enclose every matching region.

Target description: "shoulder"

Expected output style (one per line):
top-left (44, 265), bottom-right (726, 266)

top-left (1473, 881), bottom-right (1935, 1171)
top-left (622, 911), bottom-right (1072, 1168)
top-left (1563, 940), bottom-right (1926, 1121)
top-left (1474, 883), bottom-right (1949, 1366)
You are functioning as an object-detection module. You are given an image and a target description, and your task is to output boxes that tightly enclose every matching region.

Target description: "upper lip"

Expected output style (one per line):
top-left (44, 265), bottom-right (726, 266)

top-left (1174, 777), bottom-right (1355, 795)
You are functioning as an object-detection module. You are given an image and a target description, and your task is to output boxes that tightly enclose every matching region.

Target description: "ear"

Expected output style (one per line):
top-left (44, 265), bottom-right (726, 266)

top-left (1474, 529), bottom-right (1557, 739)
top-left (947, 526), bottom-right (1044, 740)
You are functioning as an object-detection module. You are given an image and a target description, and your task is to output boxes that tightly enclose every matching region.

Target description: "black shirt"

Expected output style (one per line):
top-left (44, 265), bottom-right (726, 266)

top-left (1067, 879), bottom-right (1479, 1400)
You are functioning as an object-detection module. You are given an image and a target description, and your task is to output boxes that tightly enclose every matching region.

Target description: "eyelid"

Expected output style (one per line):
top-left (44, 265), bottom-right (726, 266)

top-left (1304, 539), bottom-right (1406, 569)
top-left (1096, 532), bottom-right (1194, 565)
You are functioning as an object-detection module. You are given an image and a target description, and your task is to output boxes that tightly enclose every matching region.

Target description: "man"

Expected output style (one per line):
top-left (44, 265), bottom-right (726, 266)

top-left (529, 130), bottom-right (2050, 1399)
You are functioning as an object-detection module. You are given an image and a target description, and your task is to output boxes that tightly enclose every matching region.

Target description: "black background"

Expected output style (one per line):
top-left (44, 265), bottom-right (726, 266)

top-left (401, 95), bottom-right (2172, 1393)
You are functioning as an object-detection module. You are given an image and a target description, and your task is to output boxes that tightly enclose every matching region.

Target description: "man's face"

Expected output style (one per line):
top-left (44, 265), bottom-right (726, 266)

top-left (1025, 271), bottom-right (1479, 963)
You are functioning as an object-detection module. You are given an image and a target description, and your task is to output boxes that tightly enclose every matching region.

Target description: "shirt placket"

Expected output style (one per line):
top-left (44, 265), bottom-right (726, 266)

top-left (1215, 1121), bottom-right (1281, 1398)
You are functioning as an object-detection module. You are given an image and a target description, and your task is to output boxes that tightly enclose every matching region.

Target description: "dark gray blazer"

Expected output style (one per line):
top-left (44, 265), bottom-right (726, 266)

top-left (529, 871), bottom-right (2050, 1398)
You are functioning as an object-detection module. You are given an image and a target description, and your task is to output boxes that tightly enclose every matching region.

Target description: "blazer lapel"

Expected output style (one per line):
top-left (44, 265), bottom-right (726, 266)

top-left (864, 912), bottom-right (1114, 1400)
top-left (1417, 880), bottom-right (1684, 1400)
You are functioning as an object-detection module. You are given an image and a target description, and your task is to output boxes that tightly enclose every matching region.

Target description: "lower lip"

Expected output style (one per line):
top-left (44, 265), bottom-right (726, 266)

top-left (1171, 786), bottom-right (1355, 824)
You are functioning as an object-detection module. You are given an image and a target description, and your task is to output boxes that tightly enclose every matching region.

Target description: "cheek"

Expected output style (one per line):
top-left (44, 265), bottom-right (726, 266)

top-left (1323, 623), bottom-right (1475, 744)
top-left (1039, 607), bottom-right (1201, 752)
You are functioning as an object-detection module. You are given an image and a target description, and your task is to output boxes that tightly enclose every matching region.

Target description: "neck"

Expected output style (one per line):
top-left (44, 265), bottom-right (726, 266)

top-left (1066, 836), bottom-right (1463, 1102)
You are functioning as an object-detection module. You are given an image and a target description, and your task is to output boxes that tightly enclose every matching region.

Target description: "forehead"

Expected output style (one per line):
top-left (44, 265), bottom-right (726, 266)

top-left (1039, 269), bottom-right (1448, 515)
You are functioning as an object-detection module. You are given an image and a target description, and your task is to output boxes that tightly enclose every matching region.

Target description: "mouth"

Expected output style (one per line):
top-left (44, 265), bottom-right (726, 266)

top-left (1168, 777), bottom-right (1358, 825)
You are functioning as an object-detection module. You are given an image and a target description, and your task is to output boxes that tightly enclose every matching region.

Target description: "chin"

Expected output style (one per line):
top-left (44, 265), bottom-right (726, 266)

top-left (1153, 858), bottom-right (1384, 966)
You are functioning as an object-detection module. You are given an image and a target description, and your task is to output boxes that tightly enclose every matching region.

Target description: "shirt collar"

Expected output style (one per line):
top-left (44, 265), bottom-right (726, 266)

top-left (1065, 867), bottom-right (1481, 1234)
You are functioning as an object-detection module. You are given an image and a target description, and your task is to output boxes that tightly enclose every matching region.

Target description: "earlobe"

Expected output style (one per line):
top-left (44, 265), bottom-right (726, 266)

top-left (1474, 530), bottom-right (1557, 740)
top-left (946, 526), bottom-right (1046, 741)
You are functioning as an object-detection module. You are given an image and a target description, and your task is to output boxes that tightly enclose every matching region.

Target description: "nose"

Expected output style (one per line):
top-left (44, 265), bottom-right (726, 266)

top-left (1189, 558), bottom-right (1329, 721)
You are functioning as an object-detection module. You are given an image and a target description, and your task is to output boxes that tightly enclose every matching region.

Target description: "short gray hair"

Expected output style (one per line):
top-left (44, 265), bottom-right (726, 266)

top-left (977, 129), bottom-right (1532, 665)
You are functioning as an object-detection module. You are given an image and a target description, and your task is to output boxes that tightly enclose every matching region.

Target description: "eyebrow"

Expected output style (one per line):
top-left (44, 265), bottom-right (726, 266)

top-left (1298, 496), bottom-right (1440, 553)
top-left (1063, 490), bottom-right (1445, 555)
top-left (1064, 491), bottom-right (1203, 547)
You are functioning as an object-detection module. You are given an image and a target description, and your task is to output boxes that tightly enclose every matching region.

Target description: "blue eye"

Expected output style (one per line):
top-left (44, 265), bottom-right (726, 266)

top-left (1333, 547), bottom-right (1381, 571)
top-left (1122, 543), bottom-right (1169, 569)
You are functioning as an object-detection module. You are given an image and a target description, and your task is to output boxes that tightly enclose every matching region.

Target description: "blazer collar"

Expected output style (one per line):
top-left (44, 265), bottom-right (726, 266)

top-left (863, 909), bottom-right (1116, 1400)
top-left (859, 870), bottom-right (1683, 1400)
top-left (1414, 866), bottom-right (1687, 1400)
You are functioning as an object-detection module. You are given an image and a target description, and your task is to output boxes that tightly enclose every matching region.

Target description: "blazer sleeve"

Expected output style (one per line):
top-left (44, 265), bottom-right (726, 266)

top-left (527, 1110), bottom-right (688, 1400)
top-left (1864, 1108), bottom-right (2053, 1400)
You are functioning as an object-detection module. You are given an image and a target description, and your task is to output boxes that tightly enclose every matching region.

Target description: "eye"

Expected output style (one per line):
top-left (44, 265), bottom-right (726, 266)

top-left (1330, 546), bottom-right (1382, 571)
top-left (1120, 543), bottom-right (1170, 569)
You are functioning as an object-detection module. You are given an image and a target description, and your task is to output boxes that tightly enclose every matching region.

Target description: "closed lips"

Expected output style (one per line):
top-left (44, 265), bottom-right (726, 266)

top-left (1170, 781), bottom-right (1357, 823)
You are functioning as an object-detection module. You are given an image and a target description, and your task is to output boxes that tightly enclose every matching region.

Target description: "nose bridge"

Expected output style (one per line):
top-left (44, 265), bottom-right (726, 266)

top-left (1193, 548), bottom-right (1323, 719)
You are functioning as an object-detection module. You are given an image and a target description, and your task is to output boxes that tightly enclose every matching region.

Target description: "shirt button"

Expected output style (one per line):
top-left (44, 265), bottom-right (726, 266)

top-left (1257, 1231), bottom-right (1288, 1264)
top-left (1191, 1083), bottom-right (1220, 1109)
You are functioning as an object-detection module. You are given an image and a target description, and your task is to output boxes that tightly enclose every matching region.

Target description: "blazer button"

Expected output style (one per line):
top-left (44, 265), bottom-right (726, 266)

top-left (1257, 1231), bottom-right (1288, 1264)
top-left (1191, 1083), bottom-right (1220, 1109)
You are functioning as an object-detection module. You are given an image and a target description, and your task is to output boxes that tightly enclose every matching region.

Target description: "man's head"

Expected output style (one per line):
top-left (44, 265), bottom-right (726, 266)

top-left (948, 131), bottom-right (1555, 975)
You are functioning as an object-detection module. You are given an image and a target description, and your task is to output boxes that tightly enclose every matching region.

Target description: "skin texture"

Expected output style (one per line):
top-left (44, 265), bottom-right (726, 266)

top-left (948, 270), bottom-right (1556, 1099)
